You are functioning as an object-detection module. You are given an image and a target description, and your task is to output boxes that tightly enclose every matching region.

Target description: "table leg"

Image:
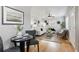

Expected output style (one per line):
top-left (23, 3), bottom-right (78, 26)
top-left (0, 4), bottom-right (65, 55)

top-left (20, 41), bottom-right (25, 52)
top-left (14, 42), bottom-right (17, 47)
top-left (26, 40), bottom-right (30, 52)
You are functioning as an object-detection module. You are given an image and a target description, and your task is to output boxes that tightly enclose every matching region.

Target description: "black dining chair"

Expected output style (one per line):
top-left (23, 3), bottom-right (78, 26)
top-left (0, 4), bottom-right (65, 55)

top-left (0, 36), bottom-right (20, 52)
top-left (57, 30), bottom-right (69, 40)
top-left (26, 30), bottom-right (39, 52)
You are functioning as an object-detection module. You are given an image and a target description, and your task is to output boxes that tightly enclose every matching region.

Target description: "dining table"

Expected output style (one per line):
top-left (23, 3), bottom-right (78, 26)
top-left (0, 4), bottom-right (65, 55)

top-left (11, 35), bottom-right (33, 52)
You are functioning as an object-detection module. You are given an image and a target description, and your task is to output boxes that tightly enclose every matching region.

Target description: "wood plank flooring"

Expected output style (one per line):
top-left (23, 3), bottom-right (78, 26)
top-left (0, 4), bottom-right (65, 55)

top-left (25, 34), bottom-right (75, 52)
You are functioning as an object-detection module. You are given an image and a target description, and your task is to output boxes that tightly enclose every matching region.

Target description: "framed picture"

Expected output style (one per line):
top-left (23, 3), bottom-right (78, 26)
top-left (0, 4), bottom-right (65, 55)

top-left (2, 6), bottom-right (24, 25)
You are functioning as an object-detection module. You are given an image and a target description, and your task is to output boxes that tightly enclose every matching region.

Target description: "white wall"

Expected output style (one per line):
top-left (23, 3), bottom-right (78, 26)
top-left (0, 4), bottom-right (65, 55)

top-left (66, 7), bottom-right (76, 48)
top-left (75, 6), bottom-right (79, 51)
top-left (31, 6), bottom-right (68, 18)
top-left (0, 6), bottom-right (31, 50)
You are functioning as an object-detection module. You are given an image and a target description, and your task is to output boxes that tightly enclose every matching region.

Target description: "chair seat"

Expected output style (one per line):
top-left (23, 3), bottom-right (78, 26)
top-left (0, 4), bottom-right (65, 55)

top-left (4, 47), bottom-right (20, 52)
top-left (29, 39), bottom-right (39, 45)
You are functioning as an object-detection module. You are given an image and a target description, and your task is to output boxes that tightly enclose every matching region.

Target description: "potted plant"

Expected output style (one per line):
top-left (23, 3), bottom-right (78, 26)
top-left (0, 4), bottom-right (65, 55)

top-left (47, 28), bottom-right (52, 33)
top-left (61, 22), bottom-right (65, 29)
top-left (47, 28), bottom-right (53, 38)
top-left (16, 25), bottom-right (23, 37)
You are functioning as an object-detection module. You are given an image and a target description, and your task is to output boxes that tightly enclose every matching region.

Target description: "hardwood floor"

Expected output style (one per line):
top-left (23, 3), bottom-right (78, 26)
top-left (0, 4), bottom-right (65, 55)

top-left (25, 34), bottom-right (75, 52)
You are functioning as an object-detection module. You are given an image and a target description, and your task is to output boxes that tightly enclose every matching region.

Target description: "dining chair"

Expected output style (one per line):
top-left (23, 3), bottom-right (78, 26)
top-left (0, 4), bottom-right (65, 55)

top-left (26, 30), bottom-right (39, 52)
top-left (57, 30), bottom-right (69, 40)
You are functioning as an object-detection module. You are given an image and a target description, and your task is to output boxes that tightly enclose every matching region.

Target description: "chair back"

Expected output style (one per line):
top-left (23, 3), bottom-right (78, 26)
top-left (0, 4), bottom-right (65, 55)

top-left (26, 30), bottom-right (36, 38)
top-left (64, 30), bottom-right (69, 39)
top-left (0, 36), bottom-right (3, 52)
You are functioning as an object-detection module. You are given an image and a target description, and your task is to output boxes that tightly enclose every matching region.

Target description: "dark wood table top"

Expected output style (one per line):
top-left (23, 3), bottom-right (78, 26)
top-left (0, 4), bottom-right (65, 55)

top-left (11, 35), bottom-right (33, 42)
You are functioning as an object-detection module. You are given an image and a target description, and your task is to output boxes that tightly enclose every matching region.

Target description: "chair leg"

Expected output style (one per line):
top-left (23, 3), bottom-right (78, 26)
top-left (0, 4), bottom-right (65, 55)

top-left (26, 40), bottom-right (30, 52)
top-left (37, 43), bottom-right (39, 52)
top-left (34, 45), bottom-right (36, 47)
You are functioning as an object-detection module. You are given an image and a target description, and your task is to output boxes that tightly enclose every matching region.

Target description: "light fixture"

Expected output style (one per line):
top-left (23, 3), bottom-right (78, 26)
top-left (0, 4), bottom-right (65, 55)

top-left (48, 12), bottom-right (51, 17)
top-left (48, 12), bottom-right (54, 17)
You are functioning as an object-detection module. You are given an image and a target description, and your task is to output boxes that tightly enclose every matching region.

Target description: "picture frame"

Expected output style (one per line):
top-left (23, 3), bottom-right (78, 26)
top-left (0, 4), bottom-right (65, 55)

top-left (2, 6), bottom-right (24, 25)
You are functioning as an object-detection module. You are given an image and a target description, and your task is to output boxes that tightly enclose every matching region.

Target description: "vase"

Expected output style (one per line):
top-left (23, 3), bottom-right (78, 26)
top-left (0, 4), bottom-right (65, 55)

top-left (17, 31), bottom-right (22, 38)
